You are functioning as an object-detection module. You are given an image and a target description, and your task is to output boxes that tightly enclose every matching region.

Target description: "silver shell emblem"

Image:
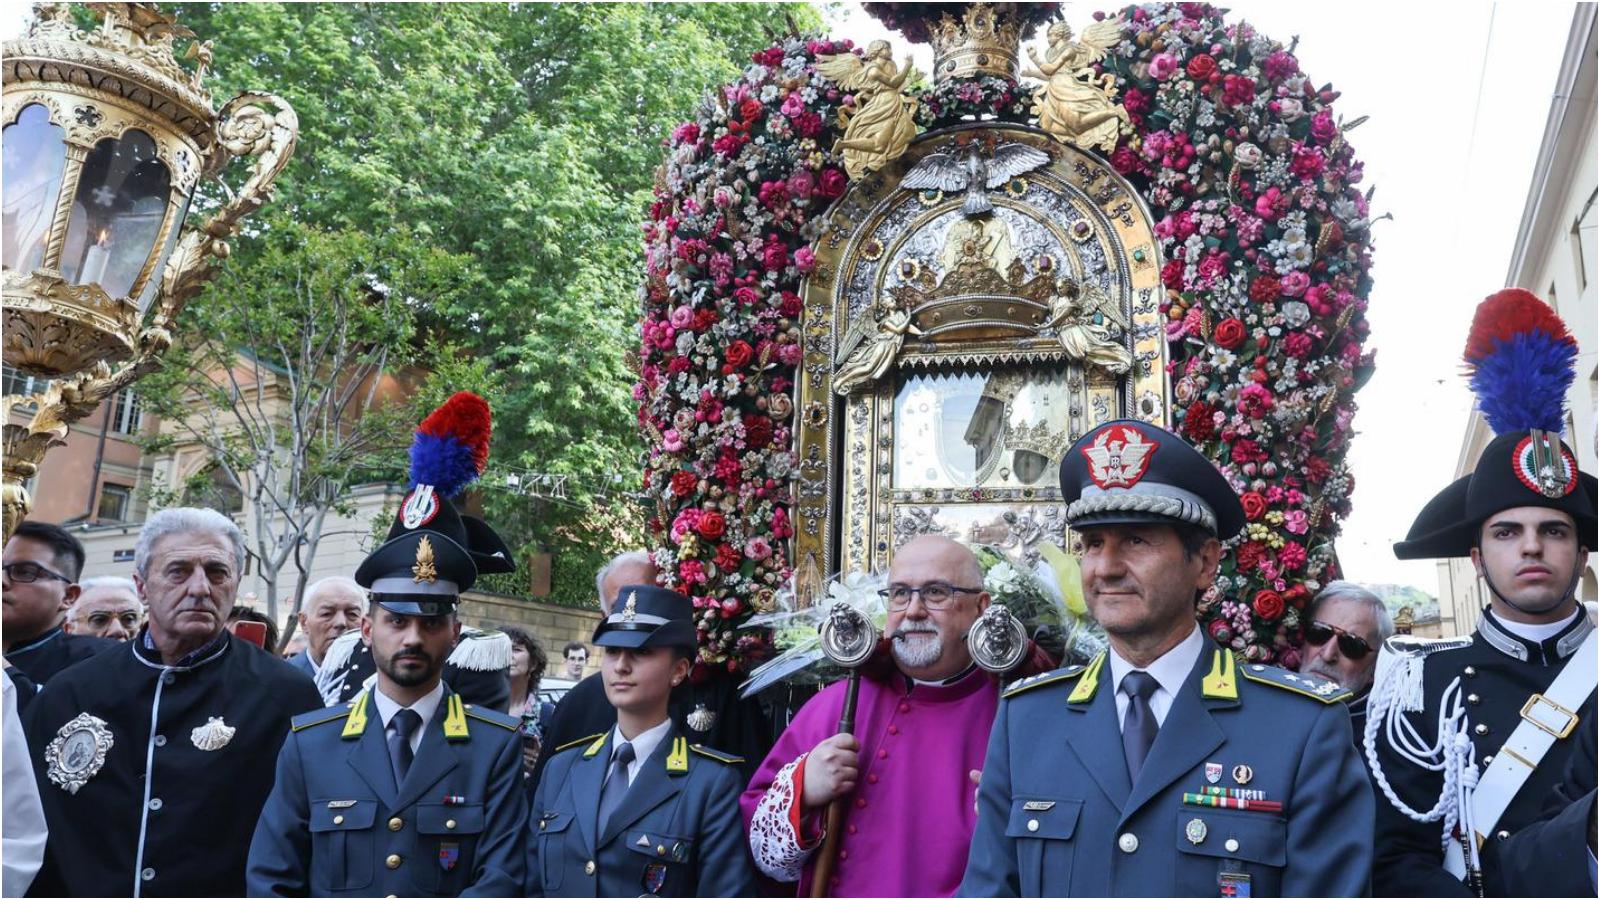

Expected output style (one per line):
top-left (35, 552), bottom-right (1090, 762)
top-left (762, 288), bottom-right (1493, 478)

top-left (190, 716), bottom-right (236, 751)
top-left (46, 713), bottom-right (114, 794)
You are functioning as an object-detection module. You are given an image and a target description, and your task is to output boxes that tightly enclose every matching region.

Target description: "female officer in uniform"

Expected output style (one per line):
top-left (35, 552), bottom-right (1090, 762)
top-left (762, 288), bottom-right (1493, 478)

top-left (527, 585), bottom-right (756, 897)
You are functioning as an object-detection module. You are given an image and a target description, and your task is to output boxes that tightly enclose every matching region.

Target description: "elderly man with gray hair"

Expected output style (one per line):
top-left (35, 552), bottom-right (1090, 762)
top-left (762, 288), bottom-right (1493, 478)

top-left (1295, 580), bottom-right (1394, 750)
top-left (20, 507), bottom-right (322, 897)
top-left (65, 576), bottom-right (144, 642)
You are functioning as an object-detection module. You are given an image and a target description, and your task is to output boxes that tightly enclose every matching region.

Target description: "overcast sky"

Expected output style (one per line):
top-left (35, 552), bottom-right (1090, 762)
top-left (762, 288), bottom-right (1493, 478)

top-left (826, 1), bottom-right (1581, 593)
top-left (4, 4), bottom-right (1579, 594)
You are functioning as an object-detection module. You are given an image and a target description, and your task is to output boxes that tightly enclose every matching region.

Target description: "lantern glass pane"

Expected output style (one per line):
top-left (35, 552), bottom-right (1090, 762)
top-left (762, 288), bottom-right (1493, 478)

top-left (60, 130), bottom-right (171, 297)
top-left (135, 192), bottom-right (190, 318)
top-left (2, 104), bottom-right (68, 273)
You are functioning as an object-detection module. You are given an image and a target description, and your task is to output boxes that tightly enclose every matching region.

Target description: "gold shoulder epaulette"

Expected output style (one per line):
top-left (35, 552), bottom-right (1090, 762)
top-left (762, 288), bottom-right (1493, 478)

top-left (1239, 663), bottom-right (1352, 704)
top-left (1002, 662), bottom-right (1088, 699)
top-left (554, 732), bottom-right (607, 755)
top-left (689, 744), bottom-right (744, 765)
top-left (291, 707), bottom-right (350, 732)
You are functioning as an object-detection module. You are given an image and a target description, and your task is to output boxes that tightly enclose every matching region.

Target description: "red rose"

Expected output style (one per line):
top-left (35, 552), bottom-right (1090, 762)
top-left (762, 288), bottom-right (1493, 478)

top-left (1252, 589), bottom-right (1285, 621)
top-left (1186, 54), bottom-right (1217, 81)
top-left (1249, 276), bottom-right (1281, 303)
top-left (696, 510), bottom-right (726, 541)
top-left (1181, 401), bottom-right (1217, 442)
top-left (818, 167), bottom-right (848, 198)
top-left (1240, 491), bottom-right (1267, 521)
top-left (669, 471), bottom-right (697, 498)
top-left (1214, 317), bottom-right (1246, 350)
top-left (714, 542), bottom-right (742, 571)
top-left (739, 98), bottom-right (763, 122)
top-left (743, 415), bottom-right (773, 448)
top-left (725, 340), bottom-right (754, 369)
top-left (1233, 541), bottom-right (1264, 572)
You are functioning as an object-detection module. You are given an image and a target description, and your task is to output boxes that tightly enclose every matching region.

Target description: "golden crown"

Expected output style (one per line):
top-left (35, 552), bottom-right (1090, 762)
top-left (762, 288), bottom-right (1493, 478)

top-left (928, 3), bottom-right (1024, 83)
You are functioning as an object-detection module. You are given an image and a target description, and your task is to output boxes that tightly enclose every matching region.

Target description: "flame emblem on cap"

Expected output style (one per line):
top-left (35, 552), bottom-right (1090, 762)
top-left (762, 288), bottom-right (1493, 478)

top-left (413, 536), bottom-right (438, 583)
top-left (622, 591), bottom-right (638, 622)
top-left (1082, 424), bottom-right (1158, 489)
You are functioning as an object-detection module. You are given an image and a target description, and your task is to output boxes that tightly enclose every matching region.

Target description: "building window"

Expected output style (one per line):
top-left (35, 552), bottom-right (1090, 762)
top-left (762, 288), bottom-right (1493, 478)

top-left (1, 364), bottom-right (49, 399)
top-left (96, 483), bottom-right (132, 522)
top-left (1573, 188), bottom-right (1596, 291)
top-left (110, 389), bottom-right (142, 435)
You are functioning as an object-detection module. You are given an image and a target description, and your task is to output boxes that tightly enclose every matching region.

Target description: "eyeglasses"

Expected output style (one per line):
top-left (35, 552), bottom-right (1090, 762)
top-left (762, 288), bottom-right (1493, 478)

top-left (1304, 621), bottom-right (1373, 660)
top-left (1, 562), bottom-right (71, 585)
top-left (878, 582), bottom-right (984, 611)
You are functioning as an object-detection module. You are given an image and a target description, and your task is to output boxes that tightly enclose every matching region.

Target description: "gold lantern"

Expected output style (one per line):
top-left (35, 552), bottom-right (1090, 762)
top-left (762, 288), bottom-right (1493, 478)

top-left (2, 2), bottom-right (297, 539)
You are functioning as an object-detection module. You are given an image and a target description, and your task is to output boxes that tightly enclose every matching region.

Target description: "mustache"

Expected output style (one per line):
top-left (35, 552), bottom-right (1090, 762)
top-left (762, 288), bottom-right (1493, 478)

top-left (892, 620), bottom-right (939, 641)
top-left (389, 647), bottom-right (434, 665)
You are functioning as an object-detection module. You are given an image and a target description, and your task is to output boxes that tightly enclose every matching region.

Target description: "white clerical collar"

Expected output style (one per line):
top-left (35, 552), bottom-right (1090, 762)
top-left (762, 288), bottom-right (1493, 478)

top-left (371, 680), bottom-right (445, 731)
top-left (1108, 624), bottom-right (1206, 699)
top-left (1495, 606), bottom-right (1583, 643)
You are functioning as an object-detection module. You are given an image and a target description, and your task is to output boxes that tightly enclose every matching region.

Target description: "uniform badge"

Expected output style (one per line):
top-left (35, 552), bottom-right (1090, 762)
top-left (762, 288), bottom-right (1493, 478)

top-left (190, 716), bottom-right (236, 751)
top-left (1219, 871), bottom-right (1252, 897)
top-left (1081, 424), bottom-right (1158, 489)
top-left (1513, 434), bottom-right (1577, 498)
top-left (438, 841), bottom-right (460, 871)
top-left (642, 862), bottom-right (668, 896)
top-left (1232, 764), bottom-right (1254, 785)
top-left (686, 702), bottom-right (717, 734)
top-left (1185, 817), bottom-right (1208, 845)
top-left (45, 713), bottom-right (113, 794)
top-left (622, 591), bottom-right (638, 622)
top-left (1205, 762), bottom-right (1223, 784)
top-left (413, 535), bottom-right (438, 583)
top-left (401, 484), bottom-right (440, 528)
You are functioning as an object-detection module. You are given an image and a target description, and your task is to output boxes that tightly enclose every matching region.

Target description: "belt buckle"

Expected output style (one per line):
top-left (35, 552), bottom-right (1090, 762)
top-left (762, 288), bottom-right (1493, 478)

top-left (1520, 693), bottom-right (1579, 739)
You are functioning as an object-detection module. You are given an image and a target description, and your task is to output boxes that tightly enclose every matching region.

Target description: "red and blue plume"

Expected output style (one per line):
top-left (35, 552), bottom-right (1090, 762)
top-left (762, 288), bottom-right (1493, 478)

top-left (409, 392), bottom-right (491, 497)
top-left (1463, 288), bottom-right (1577, 435)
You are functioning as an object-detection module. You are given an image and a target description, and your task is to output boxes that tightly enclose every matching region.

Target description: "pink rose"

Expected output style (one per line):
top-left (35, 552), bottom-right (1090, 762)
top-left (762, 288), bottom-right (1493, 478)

top-left (744, 537), bottom-right (773, 560)
top-left (818, 167), bottom-right (848, 198)
top-left (1278, 271), bottom-right (1310, 297)
top-left (794, 246), bottom-right (816, 274)
top-left (1283, 510), bottom-right (1309, 536)
top-left (787, 169), bottom-right (815, 200)
top-left (1309, 110), bottom-right (1339, 144)
top-left (669, 305), bottom-right (693, 328)
top-left (1149, 52), bottom-right (1178, 81)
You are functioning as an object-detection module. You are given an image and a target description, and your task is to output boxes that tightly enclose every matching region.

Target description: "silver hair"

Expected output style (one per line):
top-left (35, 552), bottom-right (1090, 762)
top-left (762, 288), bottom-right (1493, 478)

top-left (133, 507), bottom-right (245, 577)
top-left (76, 575), bottom-right (141, 603)
top-left (302, 575), bottom-right (365, 609)
top-left (595, 550), bottom-right (655, 613)
top-left (1309, 581), bottom-right (1395, 643)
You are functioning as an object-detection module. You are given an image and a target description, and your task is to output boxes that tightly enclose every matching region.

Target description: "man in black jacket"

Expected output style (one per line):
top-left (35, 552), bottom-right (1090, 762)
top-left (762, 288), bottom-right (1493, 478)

top-left (3, 522), bottom-right (115, 696)
top-left (22, 507), bottom-right (322, 897)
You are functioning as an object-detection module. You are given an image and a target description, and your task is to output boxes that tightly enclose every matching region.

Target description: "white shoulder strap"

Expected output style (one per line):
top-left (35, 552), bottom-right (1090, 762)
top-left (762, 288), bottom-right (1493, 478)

top-left (1445, 626), bottom-right (1598, 879)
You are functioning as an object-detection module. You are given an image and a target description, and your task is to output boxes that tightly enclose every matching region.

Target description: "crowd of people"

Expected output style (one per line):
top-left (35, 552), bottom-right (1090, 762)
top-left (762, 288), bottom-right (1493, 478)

top-left (0, 286), bottom-right (1595, 898)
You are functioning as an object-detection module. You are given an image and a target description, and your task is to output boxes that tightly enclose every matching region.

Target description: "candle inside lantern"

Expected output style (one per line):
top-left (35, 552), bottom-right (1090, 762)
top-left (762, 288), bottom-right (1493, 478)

top-left (80, 229), bottom-right (111, 285)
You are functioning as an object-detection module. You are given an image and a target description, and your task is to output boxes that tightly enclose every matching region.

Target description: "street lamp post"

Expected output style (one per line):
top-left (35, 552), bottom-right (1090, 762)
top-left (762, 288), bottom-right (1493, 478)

top-left (2, 2), bottom-right (297, 540)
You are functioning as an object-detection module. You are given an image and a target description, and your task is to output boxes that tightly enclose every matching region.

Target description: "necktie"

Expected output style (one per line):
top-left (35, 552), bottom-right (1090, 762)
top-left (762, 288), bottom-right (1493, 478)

top-left (388, 708), bottom-right (422, 788)
top-left (1120, 670), bottom-right (1160, 782)
top-left (596, 742), bottom-right (636, 837)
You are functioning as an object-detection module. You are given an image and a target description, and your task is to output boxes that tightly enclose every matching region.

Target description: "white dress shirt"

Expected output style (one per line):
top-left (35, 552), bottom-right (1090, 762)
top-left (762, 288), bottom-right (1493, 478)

top-left (1497, 606), bottom-right (1583, 643)
top-left (1107, 625), bottom-right (1206, 729)
top-left (2, 671), bottom-right (46, 898)
top-left (371, 681), bottom-right (445, 754)
top-left (607, 718), bottom-right (673, 787)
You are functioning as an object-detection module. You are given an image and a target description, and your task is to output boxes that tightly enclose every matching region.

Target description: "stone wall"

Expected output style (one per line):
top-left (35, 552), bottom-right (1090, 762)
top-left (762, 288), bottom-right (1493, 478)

top-left (459, 591), bottom-right (603, 678)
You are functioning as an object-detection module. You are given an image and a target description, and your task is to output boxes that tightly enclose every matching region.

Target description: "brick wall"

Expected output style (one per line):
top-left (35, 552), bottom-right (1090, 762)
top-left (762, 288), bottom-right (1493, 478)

top-left (458, 590), bottom-right (603, 678)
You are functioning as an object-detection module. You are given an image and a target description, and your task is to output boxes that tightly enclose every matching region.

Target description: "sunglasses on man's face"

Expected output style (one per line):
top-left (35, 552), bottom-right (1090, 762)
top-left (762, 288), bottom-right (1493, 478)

top-left (1304, 621), bottom-right (1373, 660)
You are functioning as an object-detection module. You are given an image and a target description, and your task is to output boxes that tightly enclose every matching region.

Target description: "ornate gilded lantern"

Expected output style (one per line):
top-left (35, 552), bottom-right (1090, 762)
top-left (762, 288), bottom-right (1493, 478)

top-left (2, 2), bottom-right (297, 539)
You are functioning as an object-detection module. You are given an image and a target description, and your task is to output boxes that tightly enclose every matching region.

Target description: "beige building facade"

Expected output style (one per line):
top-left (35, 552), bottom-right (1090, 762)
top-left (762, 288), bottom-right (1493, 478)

top-left (1438, 7), bottom-right (1599, 634)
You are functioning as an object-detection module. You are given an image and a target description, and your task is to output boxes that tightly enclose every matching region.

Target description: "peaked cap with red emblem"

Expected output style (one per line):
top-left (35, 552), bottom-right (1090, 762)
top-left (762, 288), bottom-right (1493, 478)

top-left (1059, 418), bottom-right (1245, 539)
top-left (353, 392), bottom-right (516, 614)
top-left (1394, 290), bottom-right (1596, 559)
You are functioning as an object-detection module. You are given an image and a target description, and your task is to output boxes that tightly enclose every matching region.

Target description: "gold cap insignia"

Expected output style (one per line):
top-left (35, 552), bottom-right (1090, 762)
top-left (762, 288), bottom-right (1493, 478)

top-left (622, 591), bottom-right (638, 622)
top-left (412, 535), bottom-right (438, 583)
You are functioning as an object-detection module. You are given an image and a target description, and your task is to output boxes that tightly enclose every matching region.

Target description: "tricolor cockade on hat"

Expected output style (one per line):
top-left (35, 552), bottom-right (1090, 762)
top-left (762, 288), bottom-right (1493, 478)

top-left (1394, 289), bottom-right (1596, 559)
top-left (354, 392), bottom-right (515, 615)
top-left (1059, 419), bottom-right (1246, 539)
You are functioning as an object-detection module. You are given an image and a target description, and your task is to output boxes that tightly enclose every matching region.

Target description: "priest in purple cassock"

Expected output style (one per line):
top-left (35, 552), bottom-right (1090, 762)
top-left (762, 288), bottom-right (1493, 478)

top-left (741, 535), bottom-right (1052, 897)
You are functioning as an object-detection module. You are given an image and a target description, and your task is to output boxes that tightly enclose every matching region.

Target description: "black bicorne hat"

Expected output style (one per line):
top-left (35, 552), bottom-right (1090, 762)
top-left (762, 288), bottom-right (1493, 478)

top-left (353, 393), bottom-right (516, 615)
top-left (592, 584), bottom-right (697, 651)
top-left (1394, 290), bottom-right (1596, 559)
top-left (1059, 418), bottom-right (1246, 540)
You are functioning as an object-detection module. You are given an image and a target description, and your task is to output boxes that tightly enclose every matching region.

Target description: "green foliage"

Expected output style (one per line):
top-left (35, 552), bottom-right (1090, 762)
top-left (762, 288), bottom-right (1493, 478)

top-left (159, 2), bottom-right (818, 601)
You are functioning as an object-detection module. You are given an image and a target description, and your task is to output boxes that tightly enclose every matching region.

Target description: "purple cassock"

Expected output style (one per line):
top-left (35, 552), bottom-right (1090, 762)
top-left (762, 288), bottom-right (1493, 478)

top-left (740, 665), bottom-right (1000, 897)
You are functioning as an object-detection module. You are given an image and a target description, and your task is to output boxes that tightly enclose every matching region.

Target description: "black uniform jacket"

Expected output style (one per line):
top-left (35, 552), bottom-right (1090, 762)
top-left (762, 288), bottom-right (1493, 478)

top-left (22, 630), bottom-right (323, 897)
top-left (1370, 608), bottom-right (1597, 896)
top-left (5, 625), bottom-right (115, 689)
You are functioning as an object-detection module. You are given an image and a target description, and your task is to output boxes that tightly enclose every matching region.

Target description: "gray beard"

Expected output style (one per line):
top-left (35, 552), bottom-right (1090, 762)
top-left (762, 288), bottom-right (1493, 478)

top-left (891, 623), bottom-right (943, 669)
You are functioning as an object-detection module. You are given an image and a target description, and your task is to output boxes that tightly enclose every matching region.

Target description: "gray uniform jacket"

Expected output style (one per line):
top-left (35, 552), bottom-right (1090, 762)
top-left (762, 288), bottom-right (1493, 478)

top-left (246, 686), bottom-right (528, 897)
top-left (528, 724), bottom-right (756, 897)
top-left (959, 647), bottom-right (1375, 897)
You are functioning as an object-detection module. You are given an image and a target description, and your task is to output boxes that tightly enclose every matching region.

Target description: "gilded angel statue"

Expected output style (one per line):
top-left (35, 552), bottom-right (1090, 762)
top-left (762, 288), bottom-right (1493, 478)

top-left (834, 296), bottom-right (922, 395)
top-left (1042, 279), bottom-right (1133, 374)
top-left (815, 41), bottom-right (919, 179)
top-left (1023, 18), bottom-right (1130, 153)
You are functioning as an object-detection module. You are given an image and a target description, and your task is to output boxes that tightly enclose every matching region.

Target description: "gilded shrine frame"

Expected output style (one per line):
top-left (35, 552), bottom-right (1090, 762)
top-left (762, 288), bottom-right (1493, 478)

top-left (792, 125), bottom-right (1169, 592)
